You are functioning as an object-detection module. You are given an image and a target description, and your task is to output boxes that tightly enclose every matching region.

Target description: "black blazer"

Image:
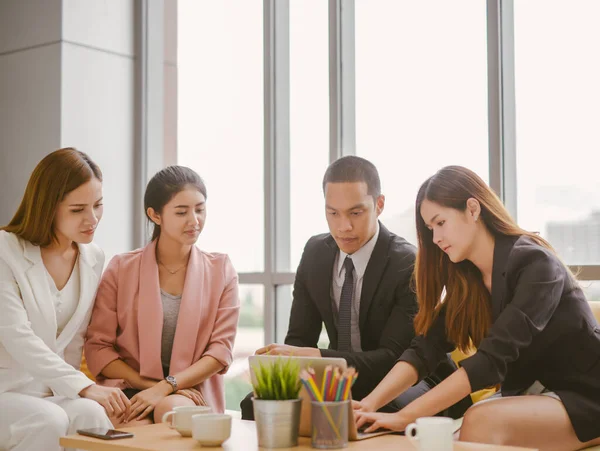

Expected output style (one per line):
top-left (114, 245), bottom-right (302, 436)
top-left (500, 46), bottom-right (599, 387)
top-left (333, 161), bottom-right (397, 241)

top-left (400, 234), bottom-right (600, 442)
top-left (285, 223), bottom-right (455, 400)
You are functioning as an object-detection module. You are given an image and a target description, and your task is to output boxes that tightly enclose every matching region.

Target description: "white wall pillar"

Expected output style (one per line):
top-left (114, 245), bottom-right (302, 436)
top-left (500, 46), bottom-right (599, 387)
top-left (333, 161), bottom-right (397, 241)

top-left (60, 0), bottom-right (136, 260)
top-left (0, 0), bottom-right (176, 261)
top-left (0, 0), bottom-right (63, 225)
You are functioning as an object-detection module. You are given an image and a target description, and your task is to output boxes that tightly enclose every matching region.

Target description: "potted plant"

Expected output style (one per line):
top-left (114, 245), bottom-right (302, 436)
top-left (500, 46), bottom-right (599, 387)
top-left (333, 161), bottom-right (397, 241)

top-left (251, 357), bottom-right (303, 448)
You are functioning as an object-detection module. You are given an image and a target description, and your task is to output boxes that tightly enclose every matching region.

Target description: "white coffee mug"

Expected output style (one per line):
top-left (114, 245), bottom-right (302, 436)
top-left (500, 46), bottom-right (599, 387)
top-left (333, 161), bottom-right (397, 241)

top-left (405, 416), bottom-right (454, 451)
top-left (192, 413), bottom-right (232, 447)
top-left (162, 405), bottom-right (212, 437)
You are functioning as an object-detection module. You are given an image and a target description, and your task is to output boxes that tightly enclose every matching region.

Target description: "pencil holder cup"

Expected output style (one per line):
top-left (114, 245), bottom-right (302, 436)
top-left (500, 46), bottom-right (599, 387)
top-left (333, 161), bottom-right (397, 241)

top-left (310, 400), bottom-right (349, 449)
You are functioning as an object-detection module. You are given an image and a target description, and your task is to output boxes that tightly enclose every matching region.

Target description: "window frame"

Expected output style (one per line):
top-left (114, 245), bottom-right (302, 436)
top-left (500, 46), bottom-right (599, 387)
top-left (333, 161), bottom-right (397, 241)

top-left (173, 0), bottom-right (600, 344)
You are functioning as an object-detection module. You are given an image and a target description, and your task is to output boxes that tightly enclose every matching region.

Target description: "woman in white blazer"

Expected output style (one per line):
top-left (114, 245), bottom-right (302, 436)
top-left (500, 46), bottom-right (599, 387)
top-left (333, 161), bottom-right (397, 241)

top-left (0, 148), bottom-right (130, 451)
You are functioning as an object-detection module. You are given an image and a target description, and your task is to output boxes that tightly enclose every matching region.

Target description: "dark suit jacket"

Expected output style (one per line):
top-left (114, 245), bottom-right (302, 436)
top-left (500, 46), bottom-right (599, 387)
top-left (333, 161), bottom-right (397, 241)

top-left (285, 223), bottom-right (455, 400)
top-left (400, 234), bottom-right (600, 442)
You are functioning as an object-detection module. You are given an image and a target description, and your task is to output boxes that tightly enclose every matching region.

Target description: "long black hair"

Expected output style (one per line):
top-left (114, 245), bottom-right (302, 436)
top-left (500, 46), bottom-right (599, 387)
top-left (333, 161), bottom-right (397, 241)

top-left (144, 165), bottom-right (207, 241)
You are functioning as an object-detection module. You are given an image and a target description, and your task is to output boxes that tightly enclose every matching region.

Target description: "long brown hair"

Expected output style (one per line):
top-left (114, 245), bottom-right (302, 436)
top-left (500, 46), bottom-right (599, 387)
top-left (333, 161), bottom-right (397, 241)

top-left (1, 148), bottom-right (102, 247)
top-left (414, 166), bottom-right (556, 352)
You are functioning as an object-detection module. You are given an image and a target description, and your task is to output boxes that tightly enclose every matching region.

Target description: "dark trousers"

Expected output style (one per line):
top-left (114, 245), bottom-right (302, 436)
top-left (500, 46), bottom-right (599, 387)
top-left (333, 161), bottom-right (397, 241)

top-left (378, 378), bottom-right (471, 418)
top-left (377, 379), bottom-right (432, 413)
top-left (121, 365), bottom-right (170, 422)
top-left (122, 365), bottom-right (170, 399)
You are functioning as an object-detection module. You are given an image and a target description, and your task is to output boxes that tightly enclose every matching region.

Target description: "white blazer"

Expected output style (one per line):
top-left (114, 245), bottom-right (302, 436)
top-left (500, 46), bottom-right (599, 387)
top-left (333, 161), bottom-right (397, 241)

top-left (0, 230), bottom-right (104, 399)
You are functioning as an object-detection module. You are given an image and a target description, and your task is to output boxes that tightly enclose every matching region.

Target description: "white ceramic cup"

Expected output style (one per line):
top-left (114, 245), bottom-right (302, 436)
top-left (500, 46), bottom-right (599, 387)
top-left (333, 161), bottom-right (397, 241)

top-left (405, 416), bottom-right (454, 451)
top-left (192, 413), bottom-right (232, 447)
top-left (161, 405), bottom-right (212, 437)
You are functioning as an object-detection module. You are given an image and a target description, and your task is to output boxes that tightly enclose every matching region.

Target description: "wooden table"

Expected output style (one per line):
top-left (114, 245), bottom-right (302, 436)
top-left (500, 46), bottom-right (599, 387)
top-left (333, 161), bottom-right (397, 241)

top-left (60, 420), bottom-right (536, 450)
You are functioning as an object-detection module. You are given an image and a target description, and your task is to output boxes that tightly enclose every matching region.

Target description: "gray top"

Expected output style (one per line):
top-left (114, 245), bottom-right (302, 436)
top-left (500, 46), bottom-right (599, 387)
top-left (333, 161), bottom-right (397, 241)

top-left (161, 289), bottom-right (182, 368)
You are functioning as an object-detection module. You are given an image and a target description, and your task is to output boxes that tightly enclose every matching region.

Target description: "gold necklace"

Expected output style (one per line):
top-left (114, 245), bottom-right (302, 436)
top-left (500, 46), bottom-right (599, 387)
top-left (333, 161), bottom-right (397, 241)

top-left (158, 260), bottom-right (187, 275)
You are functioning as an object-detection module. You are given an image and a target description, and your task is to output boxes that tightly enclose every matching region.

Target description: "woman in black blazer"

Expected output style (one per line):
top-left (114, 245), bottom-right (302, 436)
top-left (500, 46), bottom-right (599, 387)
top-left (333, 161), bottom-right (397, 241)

top-left (354, 166), bottom-right (600, 450)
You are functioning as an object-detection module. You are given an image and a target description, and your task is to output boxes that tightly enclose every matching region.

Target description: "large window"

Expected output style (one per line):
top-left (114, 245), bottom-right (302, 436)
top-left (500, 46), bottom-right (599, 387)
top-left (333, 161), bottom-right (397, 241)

top-left (514, 0), bottom-right (600, 265)
top-left (178, 0), bottom-right (264, 273)
top-left (178, 0), bottom-right (265, 412)
top-left (177, 1), bottom-right (600, 413)
top-left (289, 0), bottom-right (330, 270)
top-left (354, 0), bottom-right (489, 244)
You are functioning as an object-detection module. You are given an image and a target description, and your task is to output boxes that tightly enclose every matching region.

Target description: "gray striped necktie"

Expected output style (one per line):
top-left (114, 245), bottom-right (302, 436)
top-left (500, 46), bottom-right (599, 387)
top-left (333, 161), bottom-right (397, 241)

top-left (337, 256), bottom-right (354, 352)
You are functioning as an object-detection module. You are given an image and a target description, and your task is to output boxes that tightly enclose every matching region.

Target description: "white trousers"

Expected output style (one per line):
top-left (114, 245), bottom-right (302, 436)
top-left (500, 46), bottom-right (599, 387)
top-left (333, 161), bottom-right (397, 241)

top-left (0, 392), bottom-right (113, 451)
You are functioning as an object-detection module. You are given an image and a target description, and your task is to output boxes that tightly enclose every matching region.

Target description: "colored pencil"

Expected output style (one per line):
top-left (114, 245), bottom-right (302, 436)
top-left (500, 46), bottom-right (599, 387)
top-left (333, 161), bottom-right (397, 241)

top-left (342, 368), bottom-right (355, 401)
top-left (321, 365), bottom-right (331, 401)
top-left (300, 370), bottom-right (341, 439)
top-left (302, 368), bottom-right (360, 413)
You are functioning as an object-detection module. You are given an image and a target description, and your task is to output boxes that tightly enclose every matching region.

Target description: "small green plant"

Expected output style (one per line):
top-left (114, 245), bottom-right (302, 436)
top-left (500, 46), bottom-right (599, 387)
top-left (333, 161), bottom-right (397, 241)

top-left (252, 358), bottom-right (302, 400)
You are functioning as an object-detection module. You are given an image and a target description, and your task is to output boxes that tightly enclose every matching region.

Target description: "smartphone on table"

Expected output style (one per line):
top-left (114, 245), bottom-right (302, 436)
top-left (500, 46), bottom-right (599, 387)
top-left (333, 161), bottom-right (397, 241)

top-left (76, 428), bottom-right (134, 440)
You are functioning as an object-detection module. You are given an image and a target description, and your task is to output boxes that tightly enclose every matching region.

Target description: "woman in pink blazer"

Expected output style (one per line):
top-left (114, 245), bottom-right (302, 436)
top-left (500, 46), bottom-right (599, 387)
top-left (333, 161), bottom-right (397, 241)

top-left (85, 166), bottom-right (240, 426)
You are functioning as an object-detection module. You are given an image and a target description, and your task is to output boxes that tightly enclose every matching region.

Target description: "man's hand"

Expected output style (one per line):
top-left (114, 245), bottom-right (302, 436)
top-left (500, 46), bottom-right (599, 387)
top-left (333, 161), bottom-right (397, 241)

top-left (255, 343), bottom-right (321, 358)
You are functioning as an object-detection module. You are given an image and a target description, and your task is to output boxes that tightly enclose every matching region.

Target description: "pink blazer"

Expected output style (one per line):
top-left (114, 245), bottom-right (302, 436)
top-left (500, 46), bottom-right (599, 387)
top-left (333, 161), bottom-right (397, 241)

top-left (84, 241), bottom-right (240, 413)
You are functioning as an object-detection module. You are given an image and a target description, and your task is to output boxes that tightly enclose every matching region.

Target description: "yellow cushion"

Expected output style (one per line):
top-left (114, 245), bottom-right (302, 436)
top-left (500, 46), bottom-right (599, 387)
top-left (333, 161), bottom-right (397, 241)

top-left (80, 353), bottom-right (95, 381)
top-left (450, 348), bottom-right (497, 404)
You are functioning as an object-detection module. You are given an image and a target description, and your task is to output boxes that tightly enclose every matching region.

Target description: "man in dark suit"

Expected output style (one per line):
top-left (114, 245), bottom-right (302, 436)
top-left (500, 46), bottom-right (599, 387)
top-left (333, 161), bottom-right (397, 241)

top-left (241, 156), bottom-right (469, 419)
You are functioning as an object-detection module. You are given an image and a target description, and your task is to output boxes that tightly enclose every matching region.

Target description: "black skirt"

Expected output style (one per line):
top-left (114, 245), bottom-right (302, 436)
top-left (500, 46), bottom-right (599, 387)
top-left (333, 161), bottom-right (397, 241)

top-left (123, 366), bottom-right (170, 400)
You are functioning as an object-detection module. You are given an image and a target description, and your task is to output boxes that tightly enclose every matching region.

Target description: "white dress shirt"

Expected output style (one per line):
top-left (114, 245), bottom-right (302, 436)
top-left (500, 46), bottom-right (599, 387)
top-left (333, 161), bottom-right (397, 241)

top-left (331, 223), bottom-right (380, 352)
